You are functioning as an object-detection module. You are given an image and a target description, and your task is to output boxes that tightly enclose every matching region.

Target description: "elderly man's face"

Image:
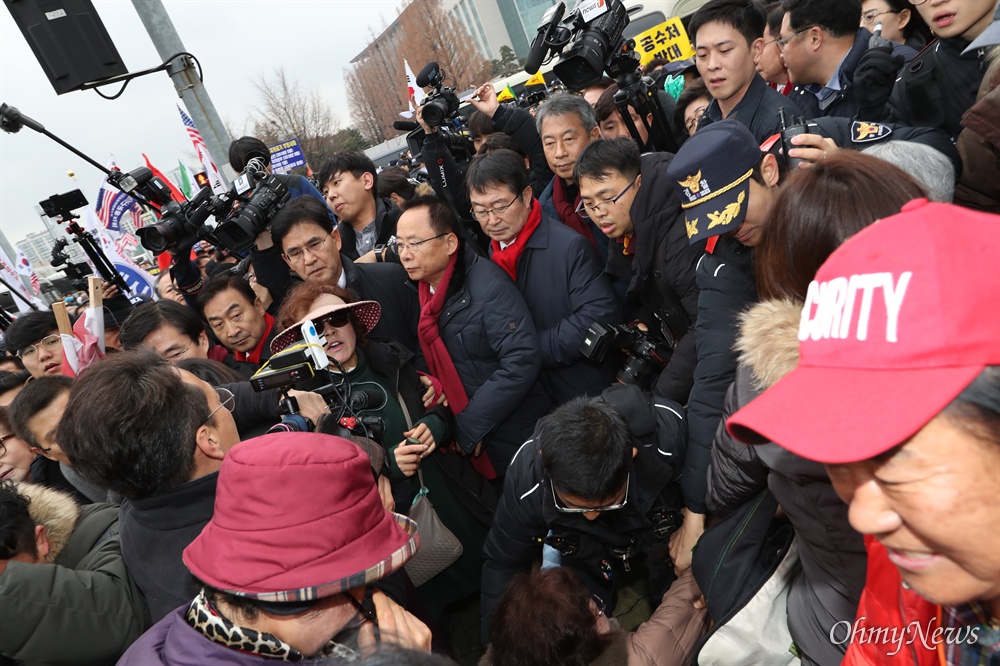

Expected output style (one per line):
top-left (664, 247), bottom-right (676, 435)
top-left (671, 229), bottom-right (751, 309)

top-left (825, 413), bottom-right (1000, 611)
top-left (202, 288), bottom-right (269, 355)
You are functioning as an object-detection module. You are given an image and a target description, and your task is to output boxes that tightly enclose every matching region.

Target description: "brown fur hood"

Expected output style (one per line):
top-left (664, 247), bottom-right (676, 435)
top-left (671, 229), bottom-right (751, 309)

top-left (735, 299), bottom-right (804, 392)
top-left (14, 481), bottom-right (81, 563)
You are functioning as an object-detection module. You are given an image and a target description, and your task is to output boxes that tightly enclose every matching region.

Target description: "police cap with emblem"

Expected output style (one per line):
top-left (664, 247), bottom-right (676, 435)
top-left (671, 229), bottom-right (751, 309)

top-left (666, 120), bottom-right (762, 245)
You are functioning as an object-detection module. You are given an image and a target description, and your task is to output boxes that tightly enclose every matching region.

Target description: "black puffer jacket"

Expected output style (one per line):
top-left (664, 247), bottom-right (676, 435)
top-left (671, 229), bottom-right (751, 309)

top-left (707, 299), bottom-right (866, 666)
top-left (421, 249), bottom-right (546, 471)
top-left (480, 383), bottom-right (687, 646)
top-left (885, 36), bottom-right (991, 140)
top-left (682, 238), bottom-right (756, 513)
top-left (490, 104), bottom-right (554, 195)
top-left (616, 152), bottom-right (706, 403)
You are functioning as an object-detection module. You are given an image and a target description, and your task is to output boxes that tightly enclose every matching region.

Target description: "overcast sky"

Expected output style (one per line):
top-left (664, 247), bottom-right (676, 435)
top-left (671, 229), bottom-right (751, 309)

top-left (0, 0), bottom-right (402, 245)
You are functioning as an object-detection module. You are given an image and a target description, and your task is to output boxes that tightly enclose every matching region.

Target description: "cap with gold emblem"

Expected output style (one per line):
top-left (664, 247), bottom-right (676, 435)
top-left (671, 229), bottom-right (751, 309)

top-left (667, 120), bottom-right (762, 245)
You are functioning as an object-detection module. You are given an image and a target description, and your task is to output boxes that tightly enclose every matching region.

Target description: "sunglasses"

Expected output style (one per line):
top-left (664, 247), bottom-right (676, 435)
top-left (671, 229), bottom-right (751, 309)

top-left (317, 310), bottom-right (352, 330)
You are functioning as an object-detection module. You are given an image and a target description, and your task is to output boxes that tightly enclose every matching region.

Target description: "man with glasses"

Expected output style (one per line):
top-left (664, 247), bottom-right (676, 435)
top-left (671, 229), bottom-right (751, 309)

top-left (576, 138), bottom-right (704, 404)
top-left (780, 0), bottom-right (911, 119)
top-left (481, 390), bottom-right (687, 646)
top-left (689, 0), bottom-right (804, 143)
top-left (252, 196), bottom-right (421, 357)
top-left (3, 311), bottom-right (63, 379)
top-left (52, 349), bottom-right (241, 621)
top-left (394, 195), bottom-right (546, 475)
top-left (465, 149), bottom-right (621, 406)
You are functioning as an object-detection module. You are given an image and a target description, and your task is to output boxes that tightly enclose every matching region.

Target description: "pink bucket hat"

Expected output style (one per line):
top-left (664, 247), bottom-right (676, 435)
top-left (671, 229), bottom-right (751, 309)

top-left (269, 293), bottom-right (381, 356)
top-left (183, 432), bottom-right (417, 602)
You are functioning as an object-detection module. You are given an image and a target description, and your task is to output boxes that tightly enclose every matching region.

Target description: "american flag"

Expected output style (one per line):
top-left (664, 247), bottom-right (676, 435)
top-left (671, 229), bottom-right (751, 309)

top-left (115, 233), bottom-right (138, 257)
top-left (96, 160), bottom-right (144, 232)
top-left (177, 106), bottom-right (226, 194)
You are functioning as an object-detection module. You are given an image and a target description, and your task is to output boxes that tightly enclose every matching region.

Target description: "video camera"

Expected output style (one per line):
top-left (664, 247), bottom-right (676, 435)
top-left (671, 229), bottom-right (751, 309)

top-left (524, 0), bottom-right (678, 152)
top-left (580, 322), bottom-right (673, 389)
top-left (0, 102), bottom-right (290, 258)
top-left (50, 238), bottom-right (91, 291)
top-left (136, 156), bottom-right (291, 256)
top-left (249, 319), bottom-right (385, 442)
top-left (401, 61), bottom-right (476, 166)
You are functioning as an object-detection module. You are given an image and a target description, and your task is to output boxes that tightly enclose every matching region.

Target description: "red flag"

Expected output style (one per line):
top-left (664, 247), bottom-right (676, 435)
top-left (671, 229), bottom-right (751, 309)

top-left (143, 154), bottom-right (187, 203)
top-left (306, 163), bottom-right (314, 178)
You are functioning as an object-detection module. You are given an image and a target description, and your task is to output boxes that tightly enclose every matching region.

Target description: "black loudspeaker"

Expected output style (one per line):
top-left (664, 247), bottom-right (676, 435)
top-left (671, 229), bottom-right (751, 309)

top-left (3, 0), bottom-right (127, 95)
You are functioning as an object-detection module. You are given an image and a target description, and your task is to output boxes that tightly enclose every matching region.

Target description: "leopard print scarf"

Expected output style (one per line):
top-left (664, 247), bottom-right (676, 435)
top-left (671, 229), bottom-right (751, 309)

top-left (186, 589), bottom-right (361, 662)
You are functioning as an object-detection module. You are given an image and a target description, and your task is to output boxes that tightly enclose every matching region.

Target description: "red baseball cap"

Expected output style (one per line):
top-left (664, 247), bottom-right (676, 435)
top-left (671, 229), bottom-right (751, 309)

top-left (727, 199), bottom-right (1000, 463)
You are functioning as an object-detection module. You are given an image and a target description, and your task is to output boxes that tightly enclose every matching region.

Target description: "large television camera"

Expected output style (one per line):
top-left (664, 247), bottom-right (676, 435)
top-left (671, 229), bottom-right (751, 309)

top-left (250, 319), bottom-right (386, 442)
top-left (0, 102), bottom-right (290, 258)
top-left (580, 321), bottom-right (674, 389)
top-left (403, 61), bottom-right (476, 166)
top-left (136, 157), bottom-right (290, 255)
top-left (524, 0), bottom-right (678, 152)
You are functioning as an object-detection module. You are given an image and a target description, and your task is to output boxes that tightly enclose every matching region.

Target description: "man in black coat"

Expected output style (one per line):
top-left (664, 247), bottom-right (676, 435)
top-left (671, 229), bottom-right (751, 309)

top-left (395, 196), bottom-right (545, 474)
top-left (315, 151), bottom-right (402, 261)
top-left (576, 138), bottom-right (705, 404)
top-left (480, 388), bottom-right (687, 645)
top-left (464, 149), bottom-right (622, 406)
top-left (250, 196), bottom-right (422, 357)
top-left (55, 349), bottom-right (242, 622)
top-left (689, 0), bottom-right (805, 143)
top-left (779, 0), bottom-right (912, 119)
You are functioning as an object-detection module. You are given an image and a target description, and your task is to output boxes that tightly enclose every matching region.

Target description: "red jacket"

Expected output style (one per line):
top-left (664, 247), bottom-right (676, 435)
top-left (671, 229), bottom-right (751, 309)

top-left (843, 536), bottom-right (939, 666)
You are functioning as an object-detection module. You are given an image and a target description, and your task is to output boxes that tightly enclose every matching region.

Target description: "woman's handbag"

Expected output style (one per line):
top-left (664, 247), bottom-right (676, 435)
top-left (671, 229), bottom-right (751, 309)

top-left (403, 468), bottom-right (464, 587)
top-left (691, 489), bottom-right (801, 665)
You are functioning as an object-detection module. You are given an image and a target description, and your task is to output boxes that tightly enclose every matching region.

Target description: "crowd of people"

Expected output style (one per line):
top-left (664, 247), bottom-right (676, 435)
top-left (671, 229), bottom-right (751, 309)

top-left (0, 0), bottom-right (998, 664)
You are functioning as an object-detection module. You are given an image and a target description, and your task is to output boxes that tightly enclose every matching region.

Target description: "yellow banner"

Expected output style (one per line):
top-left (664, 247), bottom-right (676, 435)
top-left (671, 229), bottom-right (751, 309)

top-left (525, 71), bottom-right (546, 87)
top-left (632, 17), bottom-right (695, 67)
top-left (497, 84), bottom-right (516, 102)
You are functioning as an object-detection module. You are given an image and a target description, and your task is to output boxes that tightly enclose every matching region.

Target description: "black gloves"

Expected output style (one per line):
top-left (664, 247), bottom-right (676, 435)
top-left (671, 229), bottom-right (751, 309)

top-left (853, 45), bottom-right (905, 120)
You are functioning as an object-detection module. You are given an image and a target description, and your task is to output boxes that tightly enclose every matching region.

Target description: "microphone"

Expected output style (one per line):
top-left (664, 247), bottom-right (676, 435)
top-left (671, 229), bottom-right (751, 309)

top-left (415, 61), bottom-right (440, 88)
top-left (524, 2), bottom-right (565, 75)
top-left (349, 388), bottom-right (386, 411)
top-left (393, 120), bottom-right (420, 132)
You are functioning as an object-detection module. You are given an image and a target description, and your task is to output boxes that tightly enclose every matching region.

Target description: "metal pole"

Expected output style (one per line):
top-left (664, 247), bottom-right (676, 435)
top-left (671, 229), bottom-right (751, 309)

top-left (130, 0), bottom-right (233, 185)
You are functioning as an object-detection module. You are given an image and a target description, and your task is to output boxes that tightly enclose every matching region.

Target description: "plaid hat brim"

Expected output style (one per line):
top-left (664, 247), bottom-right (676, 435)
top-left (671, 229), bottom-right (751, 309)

top-left (680, 169), bottom-right (752, 245)
top-left (727, 364), bottom-right (984, 464)
top-left (185, 511), bottom-right (418, 603)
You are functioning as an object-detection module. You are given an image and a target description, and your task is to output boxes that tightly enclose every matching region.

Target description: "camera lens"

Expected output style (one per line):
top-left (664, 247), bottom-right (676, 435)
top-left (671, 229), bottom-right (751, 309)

top-left (136, 225), bottom-right (169, 253)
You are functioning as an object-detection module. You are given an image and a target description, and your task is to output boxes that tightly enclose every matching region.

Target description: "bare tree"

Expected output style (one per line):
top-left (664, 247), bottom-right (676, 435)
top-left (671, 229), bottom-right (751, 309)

top-left (346, 0), bottom-right (491, 145)
top-left (243, 68), bottom-right (369, 169)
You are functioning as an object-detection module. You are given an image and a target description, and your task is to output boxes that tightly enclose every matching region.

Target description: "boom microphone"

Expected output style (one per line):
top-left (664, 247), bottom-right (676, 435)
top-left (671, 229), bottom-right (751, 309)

top-left (393, 120), bottom-right (420, 132)
top-left (415, 61), bottom-right (440, 88)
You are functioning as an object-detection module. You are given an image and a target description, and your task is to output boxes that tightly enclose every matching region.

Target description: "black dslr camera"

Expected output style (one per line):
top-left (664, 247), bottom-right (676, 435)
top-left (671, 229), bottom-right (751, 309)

top-left (580, 322), bottom-right (673, 389)
top-left (405, 61), bottom-right (476, 166)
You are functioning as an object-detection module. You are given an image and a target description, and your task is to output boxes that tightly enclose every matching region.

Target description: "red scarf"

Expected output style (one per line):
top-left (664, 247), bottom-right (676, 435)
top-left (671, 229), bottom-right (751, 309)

top-left (491, 199), bottom-right (543, 280)
top-left (551, 176), bottom-right (597, 248)
top-left (235, 312), bottom-right (275, 365)
top-left (417, 252), bottom-right (496, 479)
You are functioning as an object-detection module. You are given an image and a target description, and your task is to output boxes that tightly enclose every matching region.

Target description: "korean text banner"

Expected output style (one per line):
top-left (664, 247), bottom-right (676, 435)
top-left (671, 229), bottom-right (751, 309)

top-left (633, 18), bottom-right (695, 67)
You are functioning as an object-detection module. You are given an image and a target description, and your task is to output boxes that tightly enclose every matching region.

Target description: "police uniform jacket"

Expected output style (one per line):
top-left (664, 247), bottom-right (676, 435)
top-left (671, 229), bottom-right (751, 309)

top-left (699, 73), bottom-right (806, 144)
top-left (480, 384), bottom-right (687, 646)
